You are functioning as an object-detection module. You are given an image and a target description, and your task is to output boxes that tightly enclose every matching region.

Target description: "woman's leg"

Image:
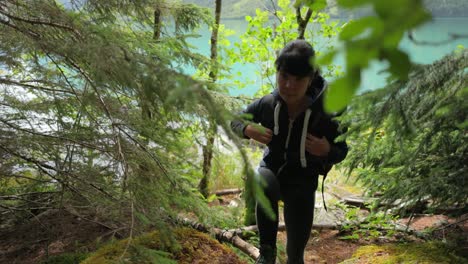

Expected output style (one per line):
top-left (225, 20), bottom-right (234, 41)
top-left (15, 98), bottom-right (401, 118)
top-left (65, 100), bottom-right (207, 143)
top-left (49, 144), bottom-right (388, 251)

top-left (282, 177), bottom-right (317, 264)
top-left (256, 166), bottom-right (281, 262)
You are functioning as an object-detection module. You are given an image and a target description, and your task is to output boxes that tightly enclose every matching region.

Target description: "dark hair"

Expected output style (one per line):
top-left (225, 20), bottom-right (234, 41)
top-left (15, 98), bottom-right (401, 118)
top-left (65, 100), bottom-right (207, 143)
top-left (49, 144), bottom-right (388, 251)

top-left (275, 39), bottom-right (316, 78)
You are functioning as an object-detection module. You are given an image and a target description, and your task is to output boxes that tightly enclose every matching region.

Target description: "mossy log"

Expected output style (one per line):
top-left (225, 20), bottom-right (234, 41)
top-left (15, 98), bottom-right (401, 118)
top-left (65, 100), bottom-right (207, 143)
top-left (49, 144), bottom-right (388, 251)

top-left (178, 217), bottom-right (342, 260)
top-left (82, 227), bottom-right (246, 264)
top-left (178, 217), bottom-right (260, 260)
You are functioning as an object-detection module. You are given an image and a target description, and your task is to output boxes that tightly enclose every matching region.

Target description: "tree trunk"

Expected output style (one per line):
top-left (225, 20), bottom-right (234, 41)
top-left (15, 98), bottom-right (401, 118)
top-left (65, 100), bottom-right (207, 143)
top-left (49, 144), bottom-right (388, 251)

top-left (296, 7), bottom-right (313, 40)
top-left (199, 0), bottom-right (222, 198)
top-left (153, 8), bottom-right (161, 40)
top-left (199, 122), bottom-right (215, 197)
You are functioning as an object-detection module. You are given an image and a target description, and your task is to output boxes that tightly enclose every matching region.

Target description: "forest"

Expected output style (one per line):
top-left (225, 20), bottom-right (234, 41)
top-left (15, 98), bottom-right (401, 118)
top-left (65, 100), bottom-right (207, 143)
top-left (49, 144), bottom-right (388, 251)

top-left (186, 0), bottom-right (468, 19)
top-left (0, 0), bottom-right (467, 263)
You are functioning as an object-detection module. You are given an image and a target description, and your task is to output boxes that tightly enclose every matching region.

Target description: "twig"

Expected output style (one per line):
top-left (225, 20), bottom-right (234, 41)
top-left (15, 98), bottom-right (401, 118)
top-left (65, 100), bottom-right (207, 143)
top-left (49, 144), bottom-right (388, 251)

top-left (0, 117), bottom-right (110, 153)
top-left (0, 8), bottom-right (81, 37)
top-left (116, 126), bottom-right (175, 187)
top-left (268, 0), bottom-right (282, 23)
top-left (0, 145), bottom-right (117, 201)
top-left (63, 206), bottom-right (121, 235)
top-left (0, 78), bottom-right (74, 95)
top-left (0, 18), bottom-right (41, 39)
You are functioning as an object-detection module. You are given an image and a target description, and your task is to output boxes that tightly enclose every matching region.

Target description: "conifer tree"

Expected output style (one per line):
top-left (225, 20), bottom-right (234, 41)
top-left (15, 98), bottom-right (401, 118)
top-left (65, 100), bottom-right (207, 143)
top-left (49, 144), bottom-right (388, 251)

top-left (340, 50), bottom-right (468, 214)
top-left (0, 0), bottom-right (241, 235)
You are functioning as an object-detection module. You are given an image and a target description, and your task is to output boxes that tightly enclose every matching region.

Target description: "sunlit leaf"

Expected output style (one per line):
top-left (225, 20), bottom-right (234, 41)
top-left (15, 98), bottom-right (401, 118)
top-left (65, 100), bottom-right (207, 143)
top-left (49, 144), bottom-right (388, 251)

top-left (339, 17), bottom-right (378, 41)
top-left (304, 0), bottom-right (327, 11)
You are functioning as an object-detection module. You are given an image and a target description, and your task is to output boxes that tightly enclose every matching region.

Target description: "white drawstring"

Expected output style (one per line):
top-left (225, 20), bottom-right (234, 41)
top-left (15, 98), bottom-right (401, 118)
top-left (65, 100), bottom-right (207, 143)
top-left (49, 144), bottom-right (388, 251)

top-left (300, 109), bottom-right (312, 168)
top-left (274, 102), bottom-right (281, 135)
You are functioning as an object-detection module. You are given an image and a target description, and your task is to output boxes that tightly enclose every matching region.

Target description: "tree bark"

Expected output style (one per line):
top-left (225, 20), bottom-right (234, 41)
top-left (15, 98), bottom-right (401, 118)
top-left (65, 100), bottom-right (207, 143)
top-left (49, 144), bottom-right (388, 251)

top-left (199, 0), bottom-right (222, 198)
top-left (153, 8), bottom-right (161, 40)
top-left (296, 7), bottom-right (313, 40)
top-left (209, 0), bottom-right (222, 82)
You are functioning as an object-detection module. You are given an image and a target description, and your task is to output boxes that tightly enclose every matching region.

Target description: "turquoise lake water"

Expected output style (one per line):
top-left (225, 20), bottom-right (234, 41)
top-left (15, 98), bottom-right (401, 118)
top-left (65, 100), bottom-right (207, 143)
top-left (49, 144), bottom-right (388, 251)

top-left (186, 17), bottom-right (468, 96)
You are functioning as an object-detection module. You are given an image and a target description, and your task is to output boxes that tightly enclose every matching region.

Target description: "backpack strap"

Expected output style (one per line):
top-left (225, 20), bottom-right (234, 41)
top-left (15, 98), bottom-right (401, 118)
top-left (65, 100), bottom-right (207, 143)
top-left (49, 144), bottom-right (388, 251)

top-left (322, 169), bottom-right (329, 211)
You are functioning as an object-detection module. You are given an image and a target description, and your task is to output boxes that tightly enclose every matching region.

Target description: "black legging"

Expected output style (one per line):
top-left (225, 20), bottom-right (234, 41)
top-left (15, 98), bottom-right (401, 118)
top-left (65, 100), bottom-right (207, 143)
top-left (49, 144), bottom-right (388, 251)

top-left (256, 166), bottom-right (318, 264)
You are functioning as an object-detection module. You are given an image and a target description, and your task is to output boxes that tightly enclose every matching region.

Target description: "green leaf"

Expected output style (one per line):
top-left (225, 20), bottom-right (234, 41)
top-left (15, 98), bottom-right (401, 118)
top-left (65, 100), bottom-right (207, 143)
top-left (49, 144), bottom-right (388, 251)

top-left (346, 45), bottom-right (377, 68)
top-left (383, 30), bottom-right (404, 48)
top-left (305, 0), bottom-right (327, 11)
top-left (339, 17), bottom-right (378, 41)
top-left (324, 75), bottom-right (359, 112)
top-left (384, 48), bottom-right (411, 80)
top-left (316, 50), bottom-right (337, 66)
top-left (206, 194), bottom-right (218, 203)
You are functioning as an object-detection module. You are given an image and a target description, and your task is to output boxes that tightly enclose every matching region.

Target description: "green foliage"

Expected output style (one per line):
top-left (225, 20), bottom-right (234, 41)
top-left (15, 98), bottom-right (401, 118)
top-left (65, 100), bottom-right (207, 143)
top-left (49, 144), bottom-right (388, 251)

top-left (0, 0), bottom-right (250, 239)
top-left (316, 0), bottom-right (432, 112)
top-left (185, 0), bottom-right (272, 19)
top-left (187, 0), bottom-right (468, 19)
top-left (337, 203), bottom-right (398, 241)
top-left (340, 50), bottom-right (468, 213)
top-left (226, 0), bottom-right (341, 97)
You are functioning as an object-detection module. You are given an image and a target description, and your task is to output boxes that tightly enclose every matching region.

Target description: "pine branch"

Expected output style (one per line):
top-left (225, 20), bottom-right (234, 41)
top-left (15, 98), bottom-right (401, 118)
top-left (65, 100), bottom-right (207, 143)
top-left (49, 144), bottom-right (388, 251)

top-left (0, 145), bottom-right (117, 201)
top-left (0, 78), bottom-right (75, 95)
top-left (0, 118), bottom-right (110, 153)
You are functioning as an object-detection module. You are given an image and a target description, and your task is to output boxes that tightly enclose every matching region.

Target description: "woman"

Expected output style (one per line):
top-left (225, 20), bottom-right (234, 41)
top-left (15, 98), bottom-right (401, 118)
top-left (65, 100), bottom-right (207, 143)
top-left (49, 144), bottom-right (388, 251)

top-left (231, 39), bottom-right (348, 264)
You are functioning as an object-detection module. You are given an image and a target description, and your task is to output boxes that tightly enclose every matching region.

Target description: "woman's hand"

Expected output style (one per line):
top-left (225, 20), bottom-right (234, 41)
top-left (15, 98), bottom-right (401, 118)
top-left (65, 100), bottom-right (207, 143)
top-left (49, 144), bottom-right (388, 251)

top-left (305, 134), bottom-right (330, 156)
top-left (244, 124), bottom-right (273, 145)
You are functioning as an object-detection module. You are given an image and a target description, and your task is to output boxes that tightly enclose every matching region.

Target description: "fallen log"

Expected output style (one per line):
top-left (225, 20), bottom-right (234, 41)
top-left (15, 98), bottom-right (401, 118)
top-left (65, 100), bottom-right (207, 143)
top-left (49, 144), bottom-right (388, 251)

top-left (177, 219), bottom-right (339, 261)
top-left (214, 188), bottom-right (243, 196)
top-left (178, 217), bottom-right (259, 260)
top-left (341, 196), bottom-right (377, 208)
top-left (226, 222), bottom-right (340, 239)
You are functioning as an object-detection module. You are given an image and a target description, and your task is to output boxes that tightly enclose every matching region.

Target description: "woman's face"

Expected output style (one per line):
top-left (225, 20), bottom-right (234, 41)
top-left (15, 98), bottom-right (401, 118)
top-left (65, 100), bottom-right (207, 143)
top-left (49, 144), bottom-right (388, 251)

top-left (277, 70), bottom-right (310, 105)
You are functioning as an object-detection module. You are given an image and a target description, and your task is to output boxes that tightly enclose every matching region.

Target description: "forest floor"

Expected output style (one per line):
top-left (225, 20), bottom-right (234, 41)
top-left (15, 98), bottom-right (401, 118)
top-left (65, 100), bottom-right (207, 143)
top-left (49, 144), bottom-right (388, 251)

top-left (1, 195), bottom-right (467, 263)
top-left (297, 214), bottom-right (467, 264)
top-left (214, 189), bottom-right (468, 263)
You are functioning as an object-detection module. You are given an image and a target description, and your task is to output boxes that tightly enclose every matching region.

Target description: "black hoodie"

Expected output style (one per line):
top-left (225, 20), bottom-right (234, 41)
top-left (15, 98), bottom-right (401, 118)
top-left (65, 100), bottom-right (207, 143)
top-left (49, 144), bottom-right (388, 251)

top-left (231, 76), bottom-right (348, 178)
